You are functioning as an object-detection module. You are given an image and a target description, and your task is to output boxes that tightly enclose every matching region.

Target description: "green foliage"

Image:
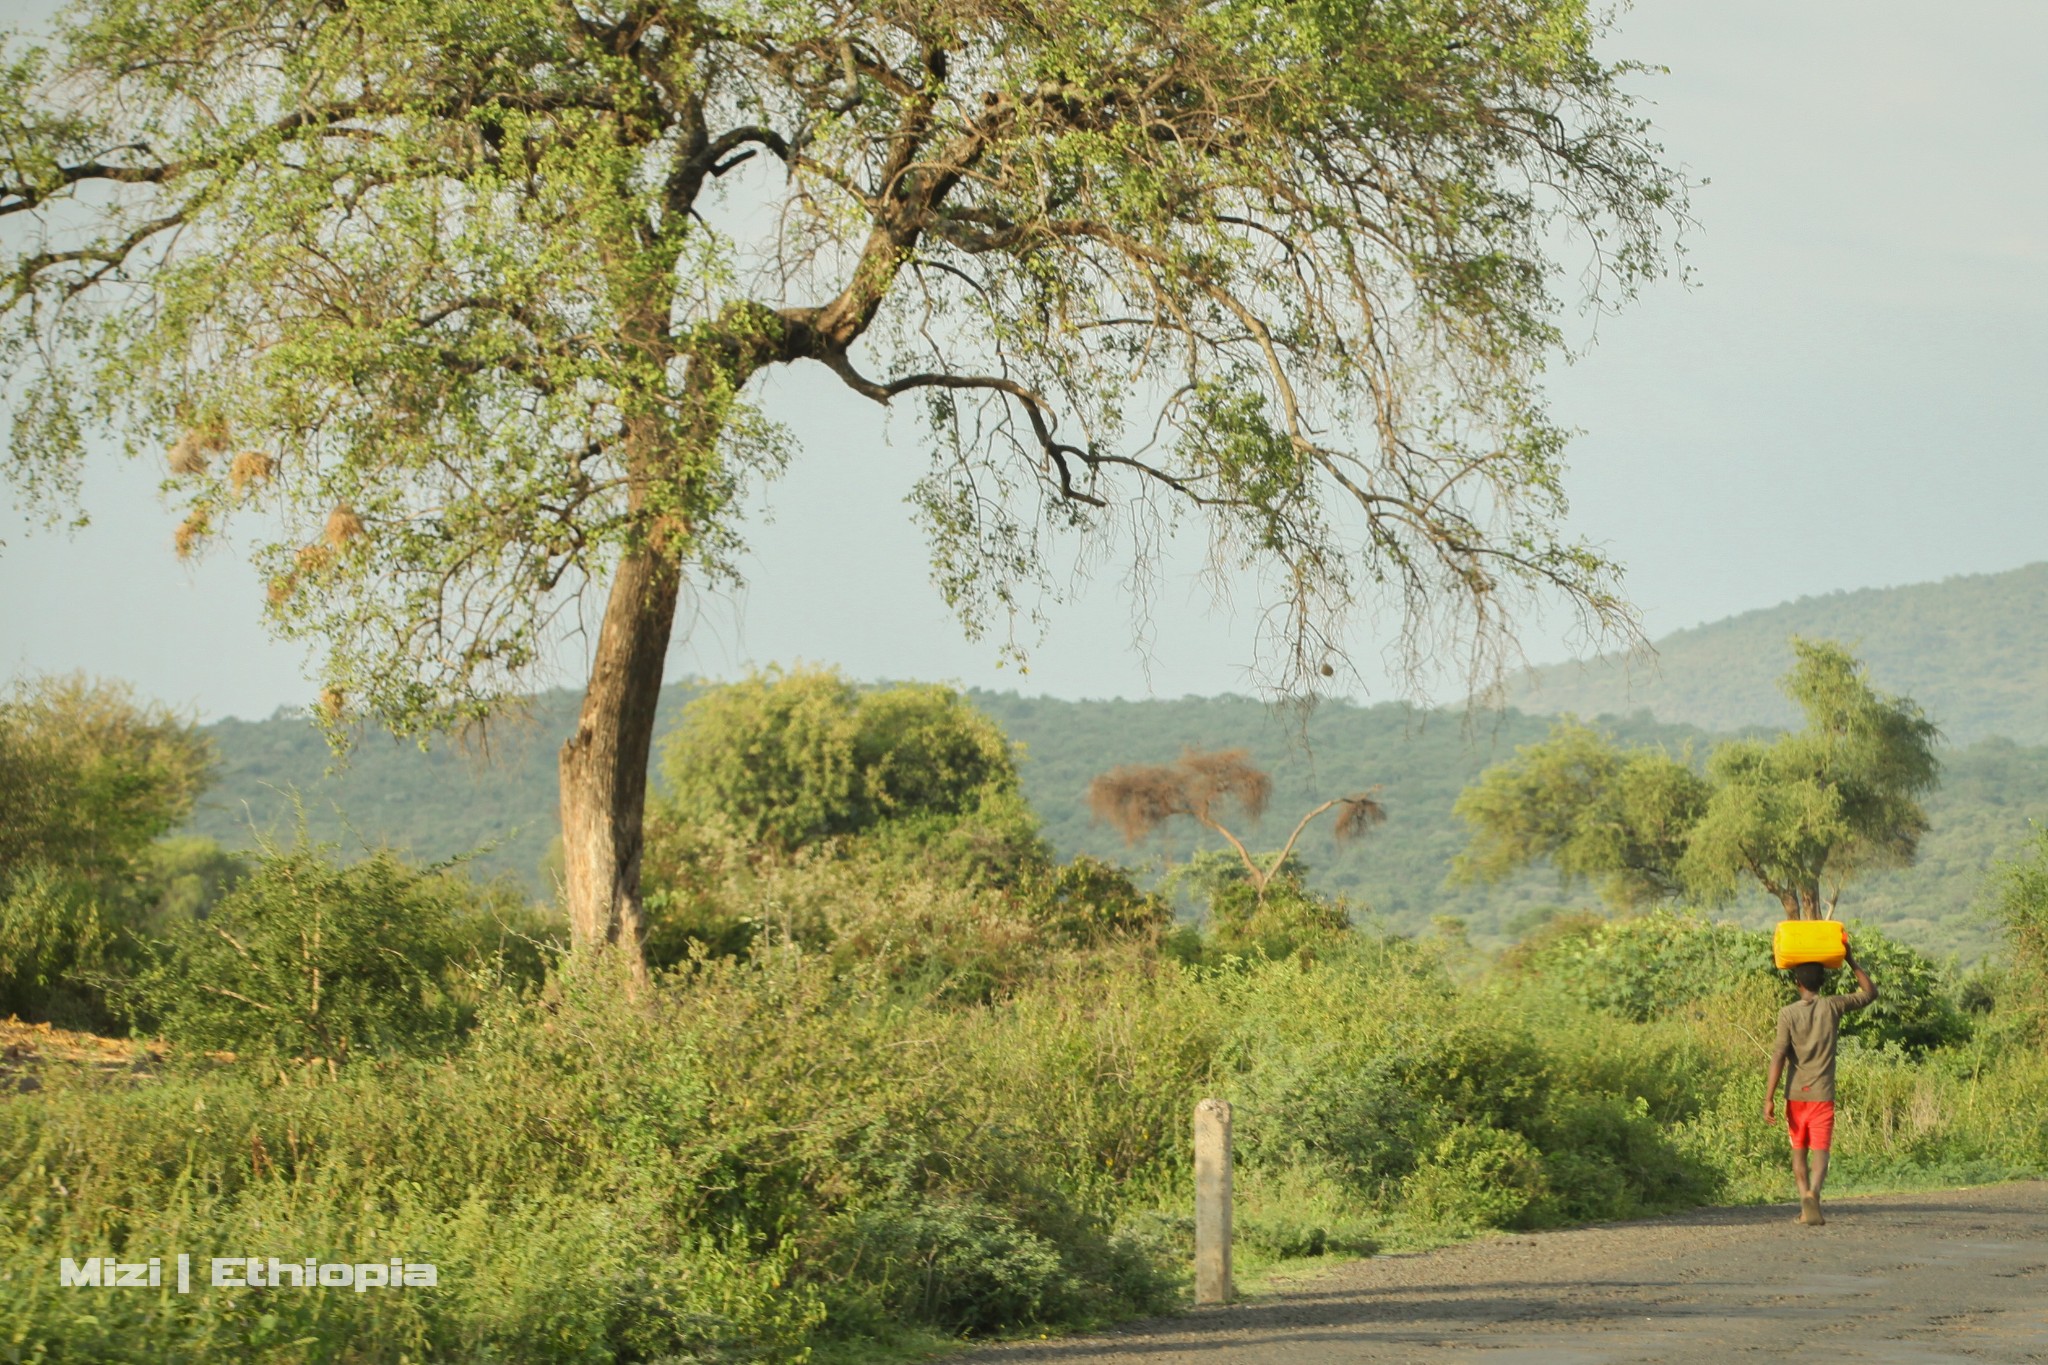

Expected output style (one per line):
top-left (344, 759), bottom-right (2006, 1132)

top-left (1507, 909), bottom-right (1966, 1054)
top-left (1024, 855), bottom-right (1171, 948)
top-left (0, 864), bottom-right (123, 1028)
top-left (0, 678), bottom-right (223, 1028)
top-left (639, 669), bottom-right (1171, 989)
top-left (658, 668), bottom-right (1017, 853)
top-left (1507, 909), bottom-right (1764, 1022)
top-left (1453, 720), bottom-right (1708, 908)
top-left (1400, 1124), bottom-right (1550, 1231)
top-left (8, 906), bottom-right (2048, 1360)
top-left (1986, 826), bottom-right (2048, 1026)
top-left (3, 0), bottom-right (1683, 750)
top-left (0, 674), bottom-right (213, 880)
top-left (1682, 639), bottom-right (1941, 916)
top-left (1990, 826), bottom-right (2048, 972)
top-left (121, 846), bottom-right (556, 1062)
top-left (1207, 875), bottom-right (1354, 962)
top-left (185, 682), bottom-right (2048, 960)
top-left (1460, 641), bottom-right (1944, 923)
top-left (1154, 848), bottom-right (1352, 961)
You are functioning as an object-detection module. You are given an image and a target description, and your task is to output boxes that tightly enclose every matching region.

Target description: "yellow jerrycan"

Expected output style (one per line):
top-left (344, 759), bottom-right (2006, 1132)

top-left (1773, 919), bottom-right (1847, 971)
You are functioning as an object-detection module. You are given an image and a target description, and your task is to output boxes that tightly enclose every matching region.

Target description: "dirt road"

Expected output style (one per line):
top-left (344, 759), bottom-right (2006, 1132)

top-left (985, 1182), bottom-right (2048, 1364)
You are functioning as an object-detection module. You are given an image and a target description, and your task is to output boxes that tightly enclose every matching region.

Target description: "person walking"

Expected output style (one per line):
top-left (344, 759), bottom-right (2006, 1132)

top-left (1764, 941), bottom-right (1879, 1226)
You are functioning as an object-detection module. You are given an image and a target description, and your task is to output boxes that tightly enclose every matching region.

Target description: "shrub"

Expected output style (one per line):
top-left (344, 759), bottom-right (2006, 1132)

top-left (1022, 854), bottom-right (1171, 947)
top-left (1988, 826), bottom-right (2048, 1027)
top-left (121, 846), bottom-right (551, 1062)
top-left (0, 864), bottom-right (129, 1029)
top-left (1207, 876), bottom-right (1353, 961)
top-left (1400, 1123), bottom-right (1549, 1230)
top-left (1509, 908), bottom-right (1967, 1054)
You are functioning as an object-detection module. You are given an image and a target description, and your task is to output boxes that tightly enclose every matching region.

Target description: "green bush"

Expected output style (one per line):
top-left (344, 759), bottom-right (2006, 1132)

top-left (1988, 826), bottom-right (2048, 1024)
top-left (5, 890), bottom-right (2045, 1363)
top-left (1509, 908), bottom-right (1967, 1053)
top-left (657, 667), bottom-right (1018, 853)
top-left (120, 846), bottom-right (553, 1062)
top-left (0, 864), bottom-right (130, 1029)
top-left (1400, 1123), bottom-right (1549, 1230)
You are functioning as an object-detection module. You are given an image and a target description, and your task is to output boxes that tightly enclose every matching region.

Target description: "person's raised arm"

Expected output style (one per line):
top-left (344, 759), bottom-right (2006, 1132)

top-left (1846, 942), bottom-right (1878, 1007)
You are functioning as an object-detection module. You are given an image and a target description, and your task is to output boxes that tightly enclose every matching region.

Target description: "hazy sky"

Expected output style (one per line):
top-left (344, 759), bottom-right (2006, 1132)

top-left (4, 0), bottom-right (2045, 722)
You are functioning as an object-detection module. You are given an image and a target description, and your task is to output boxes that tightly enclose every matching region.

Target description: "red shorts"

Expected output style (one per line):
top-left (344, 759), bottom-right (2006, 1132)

top-left (1786, 1100), bottom-right (1835, 1151)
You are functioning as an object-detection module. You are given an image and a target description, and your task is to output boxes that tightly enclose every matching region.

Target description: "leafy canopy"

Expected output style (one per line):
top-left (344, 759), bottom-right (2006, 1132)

top-left (1681, 640), bottom-right (1941, 916)
top-left (3, 0), bottom-right (1685, 734)
top-left (1452, 719), bottom-right (1708, 909)
top-left (1456, 640), bottom-right (1942, 918)
top-left (656, 665), bottom-right (1018, 852)
top-left (0, 674), bottom-right (213, 881)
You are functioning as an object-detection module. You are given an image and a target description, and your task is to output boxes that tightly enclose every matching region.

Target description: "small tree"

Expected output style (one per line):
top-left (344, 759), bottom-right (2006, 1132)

top-left (656, 665), bottom-right (1018, 853)
top-left (1988, 827), bottom-right (2048, 1027)
top-left (1680, 640), bottom-right (1940, 919)
top-left (2, 0), bottom-right (1684, 974)
top-left (0, 674), bottom-right (216, 1026)
top-left (1087, 747), bottom-right (1382, 901)
top-left (1451, 720), bottom-right (1709, 911)
top-left (0, 674), bottom-right (213, 881)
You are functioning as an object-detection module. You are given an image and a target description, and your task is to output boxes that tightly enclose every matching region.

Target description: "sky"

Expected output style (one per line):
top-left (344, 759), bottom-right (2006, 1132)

top-left (3, 0), bottom-right (2045, 723)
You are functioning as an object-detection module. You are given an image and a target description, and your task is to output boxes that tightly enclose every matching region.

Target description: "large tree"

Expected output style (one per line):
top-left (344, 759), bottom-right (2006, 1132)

top-left (1455, 640), bottom-right (1941, 919)
top-left (1, 0), bottom-right (1684, 968)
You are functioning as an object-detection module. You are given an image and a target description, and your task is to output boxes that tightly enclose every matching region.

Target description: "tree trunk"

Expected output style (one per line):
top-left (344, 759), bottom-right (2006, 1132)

top-left (558, 538), bottom-right (683, 984)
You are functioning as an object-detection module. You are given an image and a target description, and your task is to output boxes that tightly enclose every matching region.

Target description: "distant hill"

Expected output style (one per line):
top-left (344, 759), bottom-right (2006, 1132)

top-left (1510, 562), bottom-right (2048, 744)
top-left (186, 686), bottom-right (2048, 960)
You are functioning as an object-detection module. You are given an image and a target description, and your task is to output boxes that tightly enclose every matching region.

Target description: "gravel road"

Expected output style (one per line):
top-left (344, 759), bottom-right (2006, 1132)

top-left (983, 1182), bottom-right (2048, 1363)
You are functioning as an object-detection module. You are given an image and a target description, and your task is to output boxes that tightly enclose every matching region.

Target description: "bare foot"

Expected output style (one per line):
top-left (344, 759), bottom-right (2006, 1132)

top-left (1800, 1194), bottom-right (1825, 1226)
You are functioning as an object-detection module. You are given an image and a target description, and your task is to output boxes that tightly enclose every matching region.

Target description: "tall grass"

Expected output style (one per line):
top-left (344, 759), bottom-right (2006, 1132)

top-left (11, 925), bottom-right (2043, 1363)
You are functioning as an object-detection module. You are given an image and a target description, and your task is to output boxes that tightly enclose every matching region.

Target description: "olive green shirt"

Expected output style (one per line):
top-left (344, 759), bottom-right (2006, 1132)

top-left (1773, 987), bottom-right (1876, 1103)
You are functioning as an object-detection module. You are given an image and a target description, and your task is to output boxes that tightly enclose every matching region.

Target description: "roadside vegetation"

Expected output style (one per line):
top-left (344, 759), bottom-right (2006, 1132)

top-left (5, 666), bottom-right (2048, 1363)
top-left (184, 680), bottom-right (2048, 959)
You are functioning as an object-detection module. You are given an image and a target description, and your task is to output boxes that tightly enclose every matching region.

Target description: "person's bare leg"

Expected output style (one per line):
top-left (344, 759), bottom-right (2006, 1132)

top-left (1791, 1148), bottom-right (1824, 1224)
top-left (1809, 1150), bottom-right (1830, 1200)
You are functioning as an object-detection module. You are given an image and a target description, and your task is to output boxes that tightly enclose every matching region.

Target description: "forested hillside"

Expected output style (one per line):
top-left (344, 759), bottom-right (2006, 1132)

top-left (1509, 562), bottom-right (2048, 743)
top-left (188, 687), bottom-right (2048, 958)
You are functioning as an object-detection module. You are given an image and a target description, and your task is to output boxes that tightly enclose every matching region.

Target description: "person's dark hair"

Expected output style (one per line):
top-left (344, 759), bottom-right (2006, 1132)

top-left (1789, 962), bottom-right (1827, 993)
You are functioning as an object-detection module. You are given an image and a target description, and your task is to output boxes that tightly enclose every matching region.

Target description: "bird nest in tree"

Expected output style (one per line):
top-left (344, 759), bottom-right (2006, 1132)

top-left (166, 418), bottom-right (231, 475)
top-left (323, 504), bottom-right (365, 548)
top-left (228, 450), bottom-right (275, 490)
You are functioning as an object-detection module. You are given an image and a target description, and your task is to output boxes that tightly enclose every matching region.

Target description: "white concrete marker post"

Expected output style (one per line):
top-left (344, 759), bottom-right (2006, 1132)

top-left (1194, 1097), bottom-right (1232, 1304)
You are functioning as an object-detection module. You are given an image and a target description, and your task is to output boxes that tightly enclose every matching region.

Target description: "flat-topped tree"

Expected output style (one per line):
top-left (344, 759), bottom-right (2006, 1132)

top-left (1, 0), bottom-right (1683, 971)
top-left (1088, 748), bottom-right (1384, 902)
